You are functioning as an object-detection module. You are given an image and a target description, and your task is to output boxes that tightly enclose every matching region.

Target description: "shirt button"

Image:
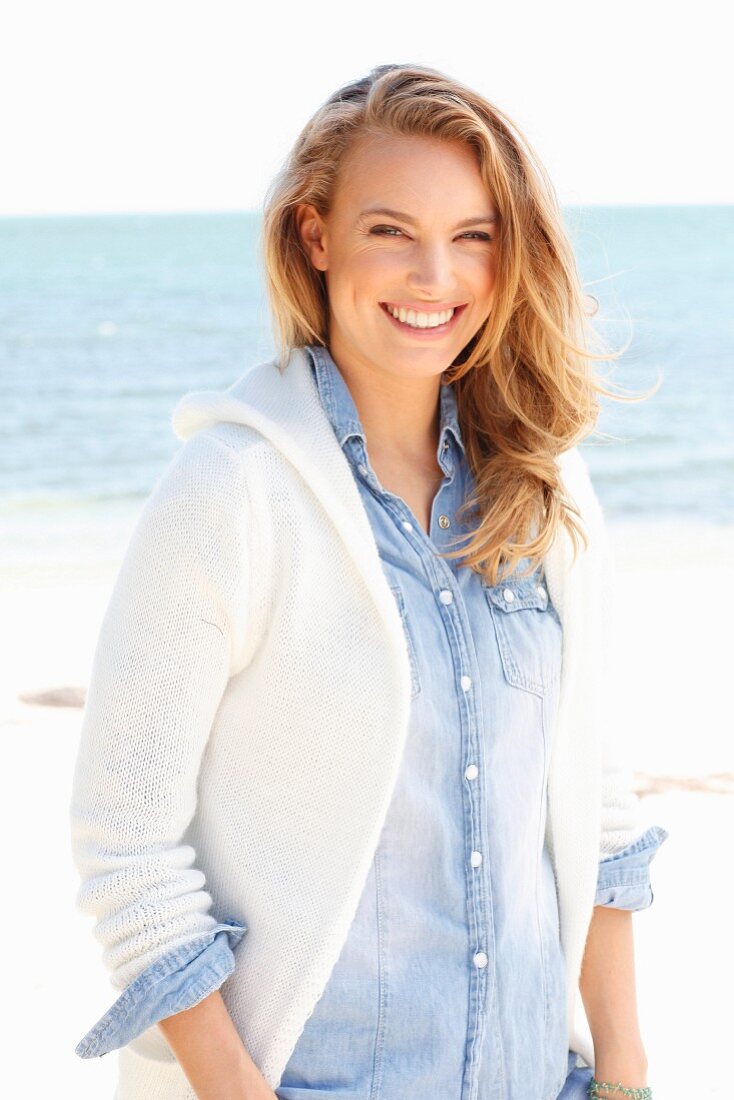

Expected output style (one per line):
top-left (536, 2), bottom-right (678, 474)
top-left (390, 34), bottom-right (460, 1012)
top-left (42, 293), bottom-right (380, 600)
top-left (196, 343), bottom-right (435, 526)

top-left (402, 520), bottom-right (413, 532)
top-left (357, 463), bottom-right (367, 476)
top-left (465, 764), bottom-right (479, 780)
top-left (503, 588), bottom-right (515, 603)
top-left (473, 951), bottom-right (488, 968)
top-left (460, 674), bottom-right (472, 691)
top-left (470, 850), bottom-right (483, 867)
top-left (438, 514), bottom-right (450, 528)
top-left (536, 585), bottom-right (547, 599)
top-left (439, 589), bottom-right (453, 604)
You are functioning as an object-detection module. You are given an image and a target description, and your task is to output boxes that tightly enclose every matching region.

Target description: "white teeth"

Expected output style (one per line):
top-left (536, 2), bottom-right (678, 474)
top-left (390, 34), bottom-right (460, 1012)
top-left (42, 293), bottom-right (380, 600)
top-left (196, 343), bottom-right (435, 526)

top-left (385, 304), bottom-right (455, 328)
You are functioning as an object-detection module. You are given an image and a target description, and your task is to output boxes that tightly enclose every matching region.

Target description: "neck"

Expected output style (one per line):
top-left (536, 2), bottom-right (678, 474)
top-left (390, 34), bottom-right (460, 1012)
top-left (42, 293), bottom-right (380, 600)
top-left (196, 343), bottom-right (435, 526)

top-left (326, 337), bottom-right (444, 465)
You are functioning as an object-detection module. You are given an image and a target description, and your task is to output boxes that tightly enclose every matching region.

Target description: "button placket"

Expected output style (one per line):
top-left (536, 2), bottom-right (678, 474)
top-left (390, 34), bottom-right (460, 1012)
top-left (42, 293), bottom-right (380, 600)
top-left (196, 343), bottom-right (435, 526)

top-left (369, 436), bottom-right (493, 1088)
top-left (449, 593), bottom-right (492, 1072)
top-left (428, 554), bottom-right (492, 1015)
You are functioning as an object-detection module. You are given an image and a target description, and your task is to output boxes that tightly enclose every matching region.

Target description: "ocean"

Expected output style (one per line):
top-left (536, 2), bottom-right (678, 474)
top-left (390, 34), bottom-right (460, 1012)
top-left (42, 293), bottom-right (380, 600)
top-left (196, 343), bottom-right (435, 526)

top-left (1, 206), bottom-right (732, 570)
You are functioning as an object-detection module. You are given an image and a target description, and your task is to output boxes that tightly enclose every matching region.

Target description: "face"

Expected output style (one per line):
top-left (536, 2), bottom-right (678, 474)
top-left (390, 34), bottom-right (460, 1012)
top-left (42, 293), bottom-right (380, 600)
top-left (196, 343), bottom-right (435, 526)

top-left (296, 131), bottom-right (498, 383)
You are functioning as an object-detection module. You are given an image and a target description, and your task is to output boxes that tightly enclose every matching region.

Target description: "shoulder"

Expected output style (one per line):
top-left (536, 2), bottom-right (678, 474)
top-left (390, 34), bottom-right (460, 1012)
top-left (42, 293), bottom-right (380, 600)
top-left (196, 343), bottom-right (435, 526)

top-left (557, 445), bottom-right (598, 509)
top-left (547, 444), bottom-right (614, 603)
top-left (161, 422), bottom-right (273, 498)
top-left (131, 428), bottom-right (264, 554)
top-left (557, 445), bottom-right (608, 546)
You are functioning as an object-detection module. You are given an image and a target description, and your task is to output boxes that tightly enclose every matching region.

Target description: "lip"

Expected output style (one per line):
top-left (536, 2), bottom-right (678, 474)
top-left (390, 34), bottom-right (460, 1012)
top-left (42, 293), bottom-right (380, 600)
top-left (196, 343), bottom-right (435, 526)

top-left (381, 300), bottom-right (467, 311)
top-left (379, 301), bottom-right (467, 338)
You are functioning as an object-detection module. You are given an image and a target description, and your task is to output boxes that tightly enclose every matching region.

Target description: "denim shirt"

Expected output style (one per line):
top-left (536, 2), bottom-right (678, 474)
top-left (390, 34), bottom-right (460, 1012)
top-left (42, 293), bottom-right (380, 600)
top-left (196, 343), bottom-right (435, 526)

top-left (75, 344), bottom-right (668, 1095)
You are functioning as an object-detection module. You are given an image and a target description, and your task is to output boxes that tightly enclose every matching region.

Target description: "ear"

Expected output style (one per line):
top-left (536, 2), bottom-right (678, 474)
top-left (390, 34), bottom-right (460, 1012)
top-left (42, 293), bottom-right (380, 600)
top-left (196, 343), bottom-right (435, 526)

top-left (295, 203), bottom-right (329, 272)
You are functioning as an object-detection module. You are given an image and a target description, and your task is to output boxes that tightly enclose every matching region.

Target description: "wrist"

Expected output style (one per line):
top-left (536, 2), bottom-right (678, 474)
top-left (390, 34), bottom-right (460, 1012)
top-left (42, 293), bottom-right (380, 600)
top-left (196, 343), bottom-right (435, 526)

top-left (593, 1036), bottom-right (648, 1091)
top-left (593, 1052), bottom-right (648, 1090)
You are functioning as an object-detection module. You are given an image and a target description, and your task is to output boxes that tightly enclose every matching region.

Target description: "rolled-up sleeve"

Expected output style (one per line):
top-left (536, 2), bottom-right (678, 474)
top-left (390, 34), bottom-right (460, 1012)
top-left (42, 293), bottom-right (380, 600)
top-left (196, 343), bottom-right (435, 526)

top-left (75, 921), bottom-right (247, 1058)
top-left (69, 430), bottom-right (251, 1053)
top-left (594, 824), bottom-right (669, 910)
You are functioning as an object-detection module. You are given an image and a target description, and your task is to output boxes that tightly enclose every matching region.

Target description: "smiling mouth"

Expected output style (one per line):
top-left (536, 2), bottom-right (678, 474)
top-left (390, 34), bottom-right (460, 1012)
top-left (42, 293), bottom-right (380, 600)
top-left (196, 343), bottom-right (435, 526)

top-left (379, 302), bottom-right (467, 333)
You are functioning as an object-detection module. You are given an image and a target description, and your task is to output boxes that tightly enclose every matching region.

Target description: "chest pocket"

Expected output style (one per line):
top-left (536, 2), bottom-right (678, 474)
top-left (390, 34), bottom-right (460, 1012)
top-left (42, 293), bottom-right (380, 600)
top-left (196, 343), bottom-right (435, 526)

top-left (389, 583), bottom-right (421, 698)
top-left (483, 573), bottom-right (562, 696)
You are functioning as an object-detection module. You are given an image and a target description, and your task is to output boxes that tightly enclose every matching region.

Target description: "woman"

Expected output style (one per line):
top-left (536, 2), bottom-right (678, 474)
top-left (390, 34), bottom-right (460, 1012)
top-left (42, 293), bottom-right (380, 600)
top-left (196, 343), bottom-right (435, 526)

top-left (70, 64), bottom-right (667, 1099)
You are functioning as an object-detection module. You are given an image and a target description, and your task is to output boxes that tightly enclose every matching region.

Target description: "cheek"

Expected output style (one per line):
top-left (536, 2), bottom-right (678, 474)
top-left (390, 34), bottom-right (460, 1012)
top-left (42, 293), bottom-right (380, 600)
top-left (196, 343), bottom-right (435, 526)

top-left (466, 250), bottom-right (497, 289)
top-left (465, 255), bottom-right (497, 313)
top-left (342, 248), bottom-right (405, 290)
top-left (325, 256), bottom-right (382, 322)
top-left (370, 249), bottom-right (407, 281)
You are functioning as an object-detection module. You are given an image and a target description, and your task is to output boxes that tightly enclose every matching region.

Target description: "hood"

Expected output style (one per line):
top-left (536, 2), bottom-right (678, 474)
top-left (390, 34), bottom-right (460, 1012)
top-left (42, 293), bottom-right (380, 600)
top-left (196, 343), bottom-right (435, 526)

top-left (170, 348), bottom-right (360, 524)
top-left (170, 344), bottom-right (412, 625)
top-left (172, 345), bottom-right (315, 446)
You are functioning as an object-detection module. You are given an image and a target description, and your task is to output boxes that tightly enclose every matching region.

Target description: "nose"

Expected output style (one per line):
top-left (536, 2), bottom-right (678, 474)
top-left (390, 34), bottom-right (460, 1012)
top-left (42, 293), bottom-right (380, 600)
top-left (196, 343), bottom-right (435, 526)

top-left (405, 242), bottom-right (460, 298)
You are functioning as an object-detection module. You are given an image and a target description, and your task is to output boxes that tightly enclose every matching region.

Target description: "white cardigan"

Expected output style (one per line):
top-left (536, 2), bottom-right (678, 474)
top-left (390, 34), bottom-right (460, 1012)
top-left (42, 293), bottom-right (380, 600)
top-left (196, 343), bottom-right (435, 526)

top-left (70, 345), bottom-right (641, 1095)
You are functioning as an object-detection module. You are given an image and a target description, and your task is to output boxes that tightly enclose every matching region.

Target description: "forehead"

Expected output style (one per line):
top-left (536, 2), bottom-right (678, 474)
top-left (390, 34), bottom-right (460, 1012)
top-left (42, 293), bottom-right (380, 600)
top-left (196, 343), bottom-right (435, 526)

top-left (333, 131), bottom-right (495, 216)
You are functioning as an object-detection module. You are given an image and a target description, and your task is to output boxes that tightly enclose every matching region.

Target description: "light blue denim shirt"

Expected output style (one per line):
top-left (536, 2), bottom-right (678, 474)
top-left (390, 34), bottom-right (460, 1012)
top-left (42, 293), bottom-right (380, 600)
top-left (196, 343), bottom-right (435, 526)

top-left (75, 344), bottom-right (668, 1097)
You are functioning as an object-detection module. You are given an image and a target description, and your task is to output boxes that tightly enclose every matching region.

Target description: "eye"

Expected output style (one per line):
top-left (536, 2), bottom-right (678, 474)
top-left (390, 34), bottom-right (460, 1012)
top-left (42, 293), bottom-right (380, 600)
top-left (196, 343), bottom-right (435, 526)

top-left (369, 225), bottom-right (492, 242)
top-left (369, 225), bottom-right (404, 237)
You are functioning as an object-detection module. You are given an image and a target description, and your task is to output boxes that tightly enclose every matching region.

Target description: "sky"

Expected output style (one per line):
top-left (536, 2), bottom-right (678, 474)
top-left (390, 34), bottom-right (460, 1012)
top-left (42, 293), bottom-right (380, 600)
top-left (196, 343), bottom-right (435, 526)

top-left (1, 0), bottom-right (730, 217)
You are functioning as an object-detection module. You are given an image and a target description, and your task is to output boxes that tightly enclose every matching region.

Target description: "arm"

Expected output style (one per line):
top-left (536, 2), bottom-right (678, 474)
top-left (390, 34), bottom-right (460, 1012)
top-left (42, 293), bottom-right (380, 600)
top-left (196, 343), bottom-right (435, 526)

top-left (576, 452), bottom-right (662, 1090)
top-left (158, 990), bottom-right (278, 1100)
top-left (581, 827), bottom-right (668, 1092)
top-left (578, 907), bottom-right (648, 1086)
top-left (69, 431), bottom-right (255, 1082)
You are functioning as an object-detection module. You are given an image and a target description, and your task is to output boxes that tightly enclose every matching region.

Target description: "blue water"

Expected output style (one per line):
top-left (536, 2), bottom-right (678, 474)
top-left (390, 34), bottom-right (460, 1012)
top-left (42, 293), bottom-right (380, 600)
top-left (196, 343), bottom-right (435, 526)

top-left (1, 207), bottom-right (732, 565)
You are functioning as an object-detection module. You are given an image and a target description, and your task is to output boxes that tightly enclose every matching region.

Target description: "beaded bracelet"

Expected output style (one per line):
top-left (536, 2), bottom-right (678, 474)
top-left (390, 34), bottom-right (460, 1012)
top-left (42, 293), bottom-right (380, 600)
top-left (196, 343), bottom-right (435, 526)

top-left (588, 1079), bottom-right (652, 1099)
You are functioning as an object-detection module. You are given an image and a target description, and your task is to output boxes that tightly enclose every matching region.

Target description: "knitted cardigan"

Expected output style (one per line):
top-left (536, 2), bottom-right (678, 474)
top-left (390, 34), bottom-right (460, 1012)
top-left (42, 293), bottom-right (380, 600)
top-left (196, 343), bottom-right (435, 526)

top-left (69, 345), bottom-right (641, 1094)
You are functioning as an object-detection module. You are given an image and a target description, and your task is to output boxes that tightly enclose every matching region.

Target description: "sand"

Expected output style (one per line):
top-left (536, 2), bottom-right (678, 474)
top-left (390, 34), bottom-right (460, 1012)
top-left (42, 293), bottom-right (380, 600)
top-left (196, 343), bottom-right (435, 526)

top-left (1, 520), bottom-right (731, 1097)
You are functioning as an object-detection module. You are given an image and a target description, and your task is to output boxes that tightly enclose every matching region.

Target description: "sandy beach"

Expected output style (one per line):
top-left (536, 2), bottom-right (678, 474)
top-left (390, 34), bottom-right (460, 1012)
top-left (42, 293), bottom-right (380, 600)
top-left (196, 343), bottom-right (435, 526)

top-left (2, 519), bottom-right (731, 1098)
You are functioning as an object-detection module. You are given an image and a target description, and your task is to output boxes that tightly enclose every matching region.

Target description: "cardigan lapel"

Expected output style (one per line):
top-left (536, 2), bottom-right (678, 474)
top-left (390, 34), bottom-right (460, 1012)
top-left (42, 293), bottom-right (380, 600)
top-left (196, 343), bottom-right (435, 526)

top-left (543, 448), bottom-right (604, 1061)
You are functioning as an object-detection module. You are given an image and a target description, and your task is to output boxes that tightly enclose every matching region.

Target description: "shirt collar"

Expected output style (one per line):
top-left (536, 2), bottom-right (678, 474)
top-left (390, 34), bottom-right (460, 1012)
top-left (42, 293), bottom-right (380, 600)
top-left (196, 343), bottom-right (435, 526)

top-left (304, 343), bottom-right (465, 463)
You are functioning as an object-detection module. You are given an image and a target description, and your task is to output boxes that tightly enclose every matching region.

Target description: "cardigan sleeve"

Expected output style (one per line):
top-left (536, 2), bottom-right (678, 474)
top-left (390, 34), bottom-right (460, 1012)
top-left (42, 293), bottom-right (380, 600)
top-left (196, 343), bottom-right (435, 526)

top-left (571, 447), bottom-right (651, 860)
top-left (69, 430), bottom-right (251, 1049)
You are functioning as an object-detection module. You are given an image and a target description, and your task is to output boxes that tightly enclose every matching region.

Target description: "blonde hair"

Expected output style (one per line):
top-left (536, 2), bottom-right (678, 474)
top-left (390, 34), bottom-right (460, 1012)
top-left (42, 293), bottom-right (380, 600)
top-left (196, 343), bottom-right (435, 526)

top-left (260, 63), bottom-right (657, 585)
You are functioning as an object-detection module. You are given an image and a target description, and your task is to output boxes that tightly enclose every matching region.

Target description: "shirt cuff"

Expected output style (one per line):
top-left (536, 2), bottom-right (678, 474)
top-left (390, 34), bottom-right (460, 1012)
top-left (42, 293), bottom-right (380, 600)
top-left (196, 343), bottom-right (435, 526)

top-left (74, 919), bottom-right (248, 1058)
top-left (594, 824), bottom-right (669, 911)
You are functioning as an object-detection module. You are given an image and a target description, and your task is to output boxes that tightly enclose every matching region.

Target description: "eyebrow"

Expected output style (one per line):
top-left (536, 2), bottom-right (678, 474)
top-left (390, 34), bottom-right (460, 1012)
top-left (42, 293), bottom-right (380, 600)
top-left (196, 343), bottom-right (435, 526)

top-left (359, 206), bottom-right (499, 229)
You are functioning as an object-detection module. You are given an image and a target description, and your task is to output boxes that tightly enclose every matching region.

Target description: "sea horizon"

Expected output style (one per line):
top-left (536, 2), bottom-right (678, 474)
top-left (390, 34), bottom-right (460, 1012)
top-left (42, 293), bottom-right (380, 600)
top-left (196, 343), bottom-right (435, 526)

top-left (1, 205), bottom-right (732, 572)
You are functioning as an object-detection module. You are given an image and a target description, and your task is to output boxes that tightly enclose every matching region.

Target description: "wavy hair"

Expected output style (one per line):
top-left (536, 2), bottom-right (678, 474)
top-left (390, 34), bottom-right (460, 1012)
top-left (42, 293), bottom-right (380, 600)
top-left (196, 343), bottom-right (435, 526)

top-left (260, 63), bottom-right (657, 585)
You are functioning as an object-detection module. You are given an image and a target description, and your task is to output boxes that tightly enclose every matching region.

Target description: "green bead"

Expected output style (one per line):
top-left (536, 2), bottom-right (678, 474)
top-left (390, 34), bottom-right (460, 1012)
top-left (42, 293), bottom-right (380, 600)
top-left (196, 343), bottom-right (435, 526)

top-left (588, 1078), bottom-right (652, 1100)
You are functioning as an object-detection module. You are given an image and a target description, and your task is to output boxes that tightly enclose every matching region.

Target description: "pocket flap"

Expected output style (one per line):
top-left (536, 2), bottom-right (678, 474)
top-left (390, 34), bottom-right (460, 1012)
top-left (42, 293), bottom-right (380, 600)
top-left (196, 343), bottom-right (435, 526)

top-left (483, 577), bottom-right (549, 613)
